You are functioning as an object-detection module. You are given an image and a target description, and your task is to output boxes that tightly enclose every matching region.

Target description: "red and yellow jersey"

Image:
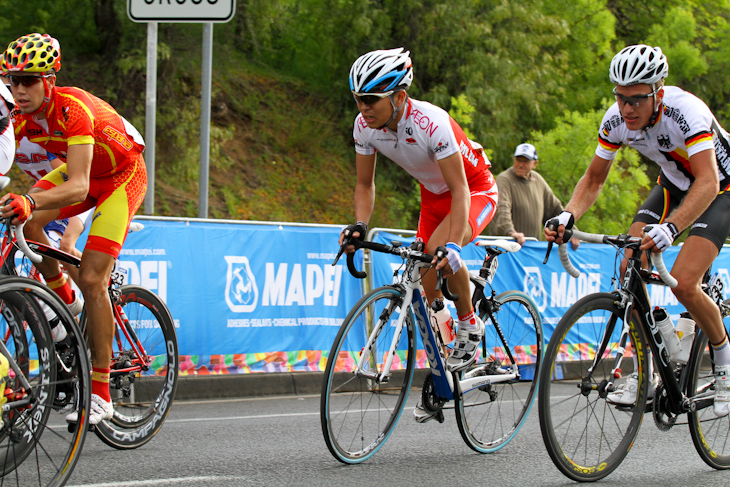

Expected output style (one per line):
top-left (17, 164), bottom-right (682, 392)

top-left (12, 86), bottom-right (144, 178)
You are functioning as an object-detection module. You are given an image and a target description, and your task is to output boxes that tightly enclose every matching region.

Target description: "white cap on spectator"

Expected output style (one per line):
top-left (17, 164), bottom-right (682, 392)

top-left (514, 143), bottom-right (538, 161)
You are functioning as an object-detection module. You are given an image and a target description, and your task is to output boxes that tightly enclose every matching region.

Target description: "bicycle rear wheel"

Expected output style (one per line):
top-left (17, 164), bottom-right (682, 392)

top-left (321, 285), bottom-right (415, 464)
top-left (455, 289), bottom-right (543, 453)
top-left (0, 277), bottom-right (90, 487)
top-left (538, 292), bottom-right (649, 481)
top-left (687, 330), bottom-right (730, 469)
top-left (82, 285), bottom-right (178, 449)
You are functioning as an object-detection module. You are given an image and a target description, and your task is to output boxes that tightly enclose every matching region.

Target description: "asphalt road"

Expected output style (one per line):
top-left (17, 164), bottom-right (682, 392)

top-left (61, 390), bottom-right (730, 487)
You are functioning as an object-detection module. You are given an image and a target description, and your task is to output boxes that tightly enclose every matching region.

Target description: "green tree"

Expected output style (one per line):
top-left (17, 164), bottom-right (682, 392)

top-left (531, 107), bottom-right (651, 235)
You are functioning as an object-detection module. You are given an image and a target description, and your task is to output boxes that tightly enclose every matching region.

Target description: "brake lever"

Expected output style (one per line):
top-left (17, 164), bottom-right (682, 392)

top-left (544, 219), bottom-right (557, 264)
top-left (433, 246), bottom-right (459, 302)
top-left (543, 219), bottom-right (574, 264)
top-left (332, 228), bottom-right (354, 266)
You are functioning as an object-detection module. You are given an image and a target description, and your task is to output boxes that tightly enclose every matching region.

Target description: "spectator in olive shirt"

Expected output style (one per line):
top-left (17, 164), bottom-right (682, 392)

top-left (489, 143), bottom-right (579, 249)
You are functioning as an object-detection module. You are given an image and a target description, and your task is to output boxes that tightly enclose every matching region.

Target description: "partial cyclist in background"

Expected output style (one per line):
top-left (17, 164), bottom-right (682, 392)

top-left (339, 48), bottom-right (499, 420)
top-left (545, 45), bottom-right (730, 417)
top-left (1, 33), bottom-right (147, 424)
top-left (0, 75), bottom-right (13, 175)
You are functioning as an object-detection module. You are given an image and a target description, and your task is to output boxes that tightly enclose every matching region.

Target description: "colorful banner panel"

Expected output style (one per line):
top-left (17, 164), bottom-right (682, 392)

top-left (112, 220), bottom-right (730, 375)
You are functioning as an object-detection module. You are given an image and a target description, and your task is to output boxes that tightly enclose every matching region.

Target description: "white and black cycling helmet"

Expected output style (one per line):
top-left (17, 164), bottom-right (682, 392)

top-left (609, 44), bottom-right (668, 88)
top-left (349, 48), bottom-right (413, 95)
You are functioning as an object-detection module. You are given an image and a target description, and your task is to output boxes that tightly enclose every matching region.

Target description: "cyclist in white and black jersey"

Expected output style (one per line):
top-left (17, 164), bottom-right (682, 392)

top-left (546, 45), bottom-right (730, 417)
top-left (340, 49), bottom-right (499, 422)
top-left (597, 85), bottom-right (730, 196)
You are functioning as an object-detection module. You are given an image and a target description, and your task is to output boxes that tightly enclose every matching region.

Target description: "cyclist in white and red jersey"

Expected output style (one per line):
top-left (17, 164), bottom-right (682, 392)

top-left (545, 45), bottom-right (730, 417)
top-left (0, 81), bottom-right (14, 175)
top-left (340, 49), bottom-right (499, 422)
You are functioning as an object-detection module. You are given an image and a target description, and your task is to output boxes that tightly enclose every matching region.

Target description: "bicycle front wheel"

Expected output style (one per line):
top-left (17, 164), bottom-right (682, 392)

top-left (85, 285), bottom-right (178, 449)
top-left (455, 290), bottom-right (543, 453)
top-left (687, 330), bottom-right (730, 469)
top-left (320, 285), bottom-right (416, 464)
top-left (538, 293), bottom-right (649, 482)
top-left (0, 278), bottom-right (91, 487)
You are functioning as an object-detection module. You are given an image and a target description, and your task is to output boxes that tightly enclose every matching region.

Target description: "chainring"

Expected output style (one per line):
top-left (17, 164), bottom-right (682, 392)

top-left (652, 384), bottom-right (677, 431)
top-left (421, 373), bottom-right (446, 414)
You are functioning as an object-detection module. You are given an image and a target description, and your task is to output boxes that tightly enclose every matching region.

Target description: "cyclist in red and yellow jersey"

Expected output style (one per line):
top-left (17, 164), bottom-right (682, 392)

top-left (0, 33), bottom-right (147, 424)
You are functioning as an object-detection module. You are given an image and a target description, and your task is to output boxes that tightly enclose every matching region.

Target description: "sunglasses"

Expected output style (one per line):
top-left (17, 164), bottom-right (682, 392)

top-left (353, 91), bottom-right (393, 106)
top-left (612, 87), bottom-right (659, 108)
top-left (7, 75), bottom-right (48, 88)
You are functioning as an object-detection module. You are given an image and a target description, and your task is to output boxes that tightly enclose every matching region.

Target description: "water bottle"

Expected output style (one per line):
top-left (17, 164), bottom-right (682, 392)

top-left (431, 298), bottom-right (455, 345)
top-left (653, 307), bottom-right (681, 358)
top-left (673, 312), bottom-right (696, 365)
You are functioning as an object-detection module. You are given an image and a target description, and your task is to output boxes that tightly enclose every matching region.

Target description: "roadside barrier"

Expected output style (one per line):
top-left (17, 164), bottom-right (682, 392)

top-left (105, 217), bottom-right (730, 376)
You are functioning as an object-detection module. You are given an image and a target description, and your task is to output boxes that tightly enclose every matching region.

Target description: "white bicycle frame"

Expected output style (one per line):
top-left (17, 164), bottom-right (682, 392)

top-left (355, 250), bottom-right (518, 401)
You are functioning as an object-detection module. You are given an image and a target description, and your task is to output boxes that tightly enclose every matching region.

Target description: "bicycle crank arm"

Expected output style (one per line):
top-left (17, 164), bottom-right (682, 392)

top-left (459, 372), bottom-right (518, 394)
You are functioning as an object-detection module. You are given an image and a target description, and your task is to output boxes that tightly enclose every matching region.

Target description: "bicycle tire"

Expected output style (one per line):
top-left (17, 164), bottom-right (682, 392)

top-left (320, 285), bottom-right (416, 464)
top-left (687, 330), bottom-right (730, 469)
top-left (538, 292), bottom-right (649, 481)
top-left (83, 285), bottom-right (178, 449)
top-left (455, 289), bottom-right (543, 453)
top-left (0, 277), bottom-right (91, 487)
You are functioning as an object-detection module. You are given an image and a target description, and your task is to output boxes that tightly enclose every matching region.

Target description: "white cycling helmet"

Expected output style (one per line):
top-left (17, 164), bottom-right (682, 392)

top-left (609, 44), bottom-right (668, 87)
top-left (349, 48), bottom-right (413, 95)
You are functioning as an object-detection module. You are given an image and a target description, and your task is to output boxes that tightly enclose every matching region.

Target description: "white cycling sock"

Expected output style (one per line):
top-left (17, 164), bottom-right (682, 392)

top-left (457, 310), bottom-right (479, 332)
top-left (712, 335), bottom-right (730, 366)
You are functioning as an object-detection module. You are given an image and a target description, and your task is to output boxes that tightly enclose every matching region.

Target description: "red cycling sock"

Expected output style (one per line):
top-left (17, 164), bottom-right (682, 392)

top-left (91, 367), bottom-right (111, 402)
top-left (46, 273), bottom-right (74, 304)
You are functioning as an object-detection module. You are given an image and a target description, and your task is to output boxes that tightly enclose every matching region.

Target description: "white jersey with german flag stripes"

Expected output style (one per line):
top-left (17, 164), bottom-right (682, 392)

top-left (595, 85), bottom-right (730, 192)
top-left (353, 97), bottom-right (495, 195)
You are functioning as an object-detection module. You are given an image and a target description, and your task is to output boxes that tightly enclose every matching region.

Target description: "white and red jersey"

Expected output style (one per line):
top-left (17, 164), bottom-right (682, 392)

top-left (596, 86), bottom-right (730, 194)
top-left (0, 84), bottom-right (13, 176)
top-left (14, 136), bottom-right (57, 182)
top-left (353, 97), bottom-right (495, 195)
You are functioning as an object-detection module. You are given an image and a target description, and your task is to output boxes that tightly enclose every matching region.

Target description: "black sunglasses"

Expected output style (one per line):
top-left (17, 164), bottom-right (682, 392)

top-left (352, 92), bottom-right (393, 106)
top-left (612, 87), bottom-right (659, 108)
top-left (7, 75), bottom-right (47, 88)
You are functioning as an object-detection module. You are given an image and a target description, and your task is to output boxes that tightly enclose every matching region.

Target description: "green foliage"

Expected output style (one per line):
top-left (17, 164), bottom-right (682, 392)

top-left (449, 94), bottom-right (476, 139)
top-left (2, 0), bottom-right (730, 229)
top-left (531, 107), bottom-right (651, 235)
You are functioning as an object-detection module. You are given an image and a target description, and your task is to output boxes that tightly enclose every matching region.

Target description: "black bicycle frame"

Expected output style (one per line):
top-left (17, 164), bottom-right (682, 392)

top-left (621, 252), bottom-right (691, 414)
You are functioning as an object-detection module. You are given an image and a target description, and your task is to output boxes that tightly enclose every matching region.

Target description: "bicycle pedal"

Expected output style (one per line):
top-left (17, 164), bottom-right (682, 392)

top-left (435, 410), bottom-right (445, 424)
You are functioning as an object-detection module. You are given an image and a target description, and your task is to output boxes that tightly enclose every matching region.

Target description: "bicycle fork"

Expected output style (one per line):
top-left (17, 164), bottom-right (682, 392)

top-left (354, 290), bottom-right (407, 385)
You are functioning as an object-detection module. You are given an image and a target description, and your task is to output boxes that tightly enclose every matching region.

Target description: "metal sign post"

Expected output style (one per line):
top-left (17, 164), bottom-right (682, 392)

top-left (127, 0), bottom-right (236, 217)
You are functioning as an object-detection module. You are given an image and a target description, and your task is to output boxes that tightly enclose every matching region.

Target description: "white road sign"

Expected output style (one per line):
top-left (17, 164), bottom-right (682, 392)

top-left (128, 0), bottom-right (235, 23)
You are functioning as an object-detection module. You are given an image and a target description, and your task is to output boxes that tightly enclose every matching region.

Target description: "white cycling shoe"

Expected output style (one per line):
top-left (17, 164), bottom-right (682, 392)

top-left (713, 364), bottom-right (730, 418)
top-left (446, 317), bottom-right (484, 372)
top-left (66, 394), bottom-right (114, 425)
top-left (606, 372), bottom-right (658, 406)
top-left (413, 397), bottom-right (443, 424)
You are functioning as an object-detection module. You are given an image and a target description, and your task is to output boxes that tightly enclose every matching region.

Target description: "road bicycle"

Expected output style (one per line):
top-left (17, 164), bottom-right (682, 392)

top-left (320, 232), bottom-right (543, 463)
top-left (538, 228), bottom-right (730, 481)
top-left (0, 273), bottom-right (91, 486)
top-left (4, 217), bottom-right (178, 450)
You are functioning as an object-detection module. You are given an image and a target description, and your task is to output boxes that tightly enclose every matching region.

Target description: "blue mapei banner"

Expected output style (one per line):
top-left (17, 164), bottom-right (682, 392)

top-left (85, 219), bottom-right (730, 374)
top-left (106, 218), bottom-right (363, 374)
